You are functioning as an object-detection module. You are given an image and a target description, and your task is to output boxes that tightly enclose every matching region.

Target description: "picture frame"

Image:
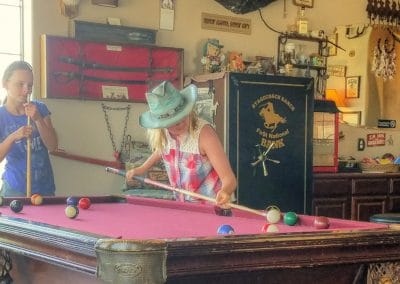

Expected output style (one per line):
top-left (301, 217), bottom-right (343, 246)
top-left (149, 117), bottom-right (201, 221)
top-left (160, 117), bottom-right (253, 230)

top-left (292, 0), bottom-right (314, 8)
top-left (342, 111), bottom-right (361, 125)
top-left (345, 76), bottom-right (360, 98)
top-left (327, 33), bottom-right (338, 56)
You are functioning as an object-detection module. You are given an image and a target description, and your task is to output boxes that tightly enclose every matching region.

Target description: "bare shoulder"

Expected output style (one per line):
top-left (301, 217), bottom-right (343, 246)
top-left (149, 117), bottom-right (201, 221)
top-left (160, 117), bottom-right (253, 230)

top-left (199, 123), bottom-right (219, 140)
top-left (199, 124), bottom-right (222, 154)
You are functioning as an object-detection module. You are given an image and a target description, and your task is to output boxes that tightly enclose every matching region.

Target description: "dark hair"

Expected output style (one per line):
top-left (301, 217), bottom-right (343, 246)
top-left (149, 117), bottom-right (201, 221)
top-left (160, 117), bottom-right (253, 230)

top-left (2, 60), bottom-right (33, 83)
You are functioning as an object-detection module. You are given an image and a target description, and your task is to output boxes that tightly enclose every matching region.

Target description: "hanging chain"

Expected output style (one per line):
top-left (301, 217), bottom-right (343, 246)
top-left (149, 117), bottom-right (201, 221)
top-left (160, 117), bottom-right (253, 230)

top-left (101, 103), bottom-right (131, 160)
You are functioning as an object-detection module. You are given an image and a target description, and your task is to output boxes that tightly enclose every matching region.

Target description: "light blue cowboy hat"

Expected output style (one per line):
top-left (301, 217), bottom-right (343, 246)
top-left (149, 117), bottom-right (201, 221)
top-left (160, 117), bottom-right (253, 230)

top-left (140, 81), bottom-right (197, 129)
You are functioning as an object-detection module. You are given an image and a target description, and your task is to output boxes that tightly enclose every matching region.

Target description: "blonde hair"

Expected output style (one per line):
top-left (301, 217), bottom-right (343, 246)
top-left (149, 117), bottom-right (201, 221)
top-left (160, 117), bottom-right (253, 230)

top-left (147, 111), bottom-right (199, 152)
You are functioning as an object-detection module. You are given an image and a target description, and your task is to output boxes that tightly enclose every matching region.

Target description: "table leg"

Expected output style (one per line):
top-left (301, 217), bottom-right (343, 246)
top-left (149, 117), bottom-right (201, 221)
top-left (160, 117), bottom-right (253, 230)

top-left (368, 262), bottom-right (400, 284)
top-left (0, 250), bottom-right (12, 283)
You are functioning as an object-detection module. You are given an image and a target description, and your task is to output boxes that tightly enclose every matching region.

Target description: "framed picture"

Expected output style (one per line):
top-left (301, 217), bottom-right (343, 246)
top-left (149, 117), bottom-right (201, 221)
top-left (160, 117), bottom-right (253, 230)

top-left (345, 76), bottom-right (360, 98)
top-left (342, 111), bottom-right (361, 125)
top-left (293, 0), bottom-right (314, 8)
top-left (327, 34), bottom-right (338, 56)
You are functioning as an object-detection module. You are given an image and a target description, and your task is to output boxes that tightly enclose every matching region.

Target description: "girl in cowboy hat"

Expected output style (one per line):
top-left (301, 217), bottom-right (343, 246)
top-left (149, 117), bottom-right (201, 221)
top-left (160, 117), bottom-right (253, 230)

top-left (126, 81), bottom-right (236, 206)
top-left (0, 61), bottom-right (58, 197)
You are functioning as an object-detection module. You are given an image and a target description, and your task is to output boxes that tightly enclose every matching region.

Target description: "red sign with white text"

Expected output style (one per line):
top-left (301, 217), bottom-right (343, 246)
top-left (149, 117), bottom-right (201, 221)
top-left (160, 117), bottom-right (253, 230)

top-left (367, 133), bottom-right (386, 147)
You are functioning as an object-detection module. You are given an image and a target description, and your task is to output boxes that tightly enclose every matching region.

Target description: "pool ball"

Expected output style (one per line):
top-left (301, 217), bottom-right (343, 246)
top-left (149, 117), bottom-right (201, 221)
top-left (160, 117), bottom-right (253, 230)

top-left (65, 205), bottom-right (79, 219)
top-left (10, 200), bottom-right (23, 213)
top-left (66, 196), bottom-right (78, 206)
top-left (78, 197), bottom-right (91, 209)
top-left (261, 223), bottom-right (279, 233)
top-left (314, 216), bottom-right (330, 229)
top-left (217, 224), bottom-right (235, 235)
top-left (214, 206), bottom-right (232, 217)
top-left (283, 212), bottom-right (298, 226)
top-left (265, 206), bottom-right (281, 224)
top-left (31, 194), bottom-right (43, 206)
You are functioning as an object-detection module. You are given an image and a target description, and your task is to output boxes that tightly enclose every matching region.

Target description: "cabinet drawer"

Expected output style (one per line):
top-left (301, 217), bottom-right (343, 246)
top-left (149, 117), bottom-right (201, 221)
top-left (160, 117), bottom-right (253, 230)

top-left (352, 179), bottom-right (389, 195)
top-left (389, 196), bottom-right (400, 212)
top-left (313, 179), bottom-right (350, 196)
top-left (351, 196), bottom-right (387, 221)
top-left (312, 197), bottom-right (350, 219)
top-left (391, 178), bottom-right (400, 194)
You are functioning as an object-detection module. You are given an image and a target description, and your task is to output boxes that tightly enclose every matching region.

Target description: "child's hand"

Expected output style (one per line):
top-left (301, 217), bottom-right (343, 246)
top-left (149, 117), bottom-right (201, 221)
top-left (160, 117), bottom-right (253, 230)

top-left (12, 125), bottom-right (32, 141)
top-left (125, 168), bottom-right (138, 186)
top-left (24, 103), bottom-right (42, 122)
top-left (216, 190), bottom-right (231, 208)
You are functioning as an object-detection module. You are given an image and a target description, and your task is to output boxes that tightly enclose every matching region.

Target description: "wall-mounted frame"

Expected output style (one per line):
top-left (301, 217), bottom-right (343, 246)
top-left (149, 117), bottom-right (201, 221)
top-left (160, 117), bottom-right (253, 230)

top-left (293, 0), bottom-right (314, 8)
top-left (345, 76), bottom-right (360, 98)
top-left (327, 33), bottom-right (338, 56)
top-left (342, 111), bottom-right (361, 125)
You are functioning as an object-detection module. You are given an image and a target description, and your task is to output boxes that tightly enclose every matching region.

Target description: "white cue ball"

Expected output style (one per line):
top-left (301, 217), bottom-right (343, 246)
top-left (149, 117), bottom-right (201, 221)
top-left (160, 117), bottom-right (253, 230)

top-left (266, 206), bottom-right (281, 224)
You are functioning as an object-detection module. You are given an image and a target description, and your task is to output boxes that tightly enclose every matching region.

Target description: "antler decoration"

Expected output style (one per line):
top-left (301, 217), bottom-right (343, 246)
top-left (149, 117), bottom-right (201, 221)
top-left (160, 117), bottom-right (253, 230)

top-left (367, 0), bottom-right (400, 27)
top-left (59, 0), bottom-right (81, 19)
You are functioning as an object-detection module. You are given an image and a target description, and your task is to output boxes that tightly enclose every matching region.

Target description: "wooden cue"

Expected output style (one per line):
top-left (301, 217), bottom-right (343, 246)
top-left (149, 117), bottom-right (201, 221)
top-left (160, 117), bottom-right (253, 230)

top-left (26, 97), bottom-right (32, 197)
top-left (105, 167), bottom-right (266, 217)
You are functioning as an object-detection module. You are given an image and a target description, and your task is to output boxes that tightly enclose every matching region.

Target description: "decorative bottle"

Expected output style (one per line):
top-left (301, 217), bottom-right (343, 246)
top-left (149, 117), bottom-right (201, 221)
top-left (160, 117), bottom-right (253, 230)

top-left (296, 7), bottom-right (308, 35)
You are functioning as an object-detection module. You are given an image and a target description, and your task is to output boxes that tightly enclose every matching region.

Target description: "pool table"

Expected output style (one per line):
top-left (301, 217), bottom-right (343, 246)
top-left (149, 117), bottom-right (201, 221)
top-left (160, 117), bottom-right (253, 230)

top-left (0, 195), bottom-right (399, 283)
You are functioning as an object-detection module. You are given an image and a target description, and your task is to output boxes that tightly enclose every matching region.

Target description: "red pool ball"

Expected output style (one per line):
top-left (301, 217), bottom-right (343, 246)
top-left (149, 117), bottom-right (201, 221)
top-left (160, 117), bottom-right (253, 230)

top-left (314, 216), bottom-right (330, 229)
top-left (78, 197), bottom-right (91, 209)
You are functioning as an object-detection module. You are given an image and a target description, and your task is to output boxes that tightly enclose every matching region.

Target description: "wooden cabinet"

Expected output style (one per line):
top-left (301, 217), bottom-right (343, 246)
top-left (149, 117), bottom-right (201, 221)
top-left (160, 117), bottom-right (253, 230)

top-left (313, 173), bottom-right (400, 221)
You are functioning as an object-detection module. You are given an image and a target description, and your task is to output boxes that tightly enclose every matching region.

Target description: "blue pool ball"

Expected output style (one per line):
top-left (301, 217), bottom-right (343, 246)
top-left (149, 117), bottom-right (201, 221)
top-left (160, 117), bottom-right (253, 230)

top-left (65, 205), bottom-right (79, 219)
top-left (66, 196), bottom-right (78, 206)
top-left (10, 200), bottom-right (23, 213)
top-left (217, 224), bottom-right (235, 235)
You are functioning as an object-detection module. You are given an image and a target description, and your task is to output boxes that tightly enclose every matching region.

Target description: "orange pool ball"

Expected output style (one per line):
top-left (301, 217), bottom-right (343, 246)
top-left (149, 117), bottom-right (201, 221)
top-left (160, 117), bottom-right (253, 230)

top-left (31, 194), bottom-right (43, 206)
top-left (78, 197), bottom-right (91, 209)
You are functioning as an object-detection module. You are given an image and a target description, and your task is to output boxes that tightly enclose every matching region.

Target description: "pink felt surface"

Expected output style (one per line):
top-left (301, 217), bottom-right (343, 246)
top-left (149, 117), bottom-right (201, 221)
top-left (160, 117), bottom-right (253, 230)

top-left (0, 196), bottom-right (388, 240)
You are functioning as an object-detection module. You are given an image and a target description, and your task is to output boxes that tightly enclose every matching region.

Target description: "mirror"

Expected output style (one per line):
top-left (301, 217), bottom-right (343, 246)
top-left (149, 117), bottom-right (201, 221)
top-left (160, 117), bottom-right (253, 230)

top-left (326, 25), bottom-right (400, 128)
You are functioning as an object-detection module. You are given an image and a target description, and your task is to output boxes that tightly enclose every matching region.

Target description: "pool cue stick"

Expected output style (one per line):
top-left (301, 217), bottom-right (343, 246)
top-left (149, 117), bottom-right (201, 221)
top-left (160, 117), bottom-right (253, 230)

top-left (105, 167), bottom-right (266, 218)
top-left (26, 97), bottom-right (32, 197)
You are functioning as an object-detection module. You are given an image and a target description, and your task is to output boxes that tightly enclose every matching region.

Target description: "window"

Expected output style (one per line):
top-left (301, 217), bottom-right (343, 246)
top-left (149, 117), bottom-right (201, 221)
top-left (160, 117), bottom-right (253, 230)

top-left (0, 0), bottom-right (27, 187)
top-left (0, 0), bottom-right (23, 101)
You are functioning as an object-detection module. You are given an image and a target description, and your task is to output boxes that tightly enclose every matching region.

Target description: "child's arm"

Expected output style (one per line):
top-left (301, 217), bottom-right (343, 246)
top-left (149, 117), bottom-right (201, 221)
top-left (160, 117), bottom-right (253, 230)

top-left (199, 125), bottom-right (237, 206)
top-left (126, 151), bottom-right (162, 183)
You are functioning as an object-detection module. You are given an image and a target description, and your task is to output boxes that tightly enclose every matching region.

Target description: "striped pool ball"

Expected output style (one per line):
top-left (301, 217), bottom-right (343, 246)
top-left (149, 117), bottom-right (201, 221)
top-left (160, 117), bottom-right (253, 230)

top-left (261, 223), bottom-right (279, 233)
top-left (65, 205), bottom-right (79, 219)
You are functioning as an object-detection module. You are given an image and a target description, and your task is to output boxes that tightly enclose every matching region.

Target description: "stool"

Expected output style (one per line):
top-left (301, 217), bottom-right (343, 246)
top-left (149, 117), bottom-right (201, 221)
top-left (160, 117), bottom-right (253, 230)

top-left (369, 213), bottom-right (400, 224)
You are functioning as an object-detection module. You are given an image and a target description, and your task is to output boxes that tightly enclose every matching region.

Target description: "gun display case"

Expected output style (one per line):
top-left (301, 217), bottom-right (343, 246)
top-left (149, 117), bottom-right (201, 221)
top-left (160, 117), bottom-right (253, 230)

top-left (40, 35), bottom-right (183, 102)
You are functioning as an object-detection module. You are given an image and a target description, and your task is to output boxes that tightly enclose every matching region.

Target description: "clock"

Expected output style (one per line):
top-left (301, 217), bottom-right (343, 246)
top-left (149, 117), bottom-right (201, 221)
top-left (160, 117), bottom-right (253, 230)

top-left (293, 0), bottom-right (313, 8)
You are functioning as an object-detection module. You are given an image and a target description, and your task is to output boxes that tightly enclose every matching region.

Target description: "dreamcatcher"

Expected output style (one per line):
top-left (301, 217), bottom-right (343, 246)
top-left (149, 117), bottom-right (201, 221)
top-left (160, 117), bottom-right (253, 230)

top-left (371, 36), bottom-right (396, 81)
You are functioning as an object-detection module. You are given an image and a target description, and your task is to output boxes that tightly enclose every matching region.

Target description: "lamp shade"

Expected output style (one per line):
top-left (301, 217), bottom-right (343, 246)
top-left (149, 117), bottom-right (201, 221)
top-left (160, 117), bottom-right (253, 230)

top-left (325, 89), bottom-right (346, 107)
